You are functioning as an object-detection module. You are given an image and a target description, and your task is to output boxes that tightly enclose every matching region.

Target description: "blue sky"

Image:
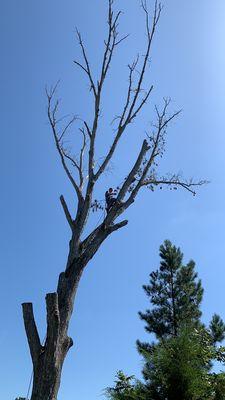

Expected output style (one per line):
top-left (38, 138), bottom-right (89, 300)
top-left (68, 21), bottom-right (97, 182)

top-left (1, 0), bottom-right (225, 399)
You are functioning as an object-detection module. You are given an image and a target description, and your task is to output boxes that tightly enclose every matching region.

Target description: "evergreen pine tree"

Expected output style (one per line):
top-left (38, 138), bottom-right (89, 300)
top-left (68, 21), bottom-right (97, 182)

top-left (136, 240), bottom-right (225, 400)
top-left (138, 240), bottom-right (203, 345)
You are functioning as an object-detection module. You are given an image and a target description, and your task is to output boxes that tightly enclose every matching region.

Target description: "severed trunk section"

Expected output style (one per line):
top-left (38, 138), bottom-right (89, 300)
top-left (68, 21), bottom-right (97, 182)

top-left (22, 268), bottom-right (81, 400)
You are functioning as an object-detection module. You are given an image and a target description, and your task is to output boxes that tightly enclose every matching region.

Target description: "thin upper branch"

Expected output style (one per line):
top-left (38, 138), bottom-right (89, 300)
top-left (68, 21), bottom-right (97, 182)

top-left (142, 177), bottom-right (208, 195)
top-left (74, 30), bottom-right (97, 97)
top-left (119, 57), bottom-right (139, 125)
top-left (123, 1), bottom-right (162, 125)
top-left (46, 85), bottom-right (83, 203)
top-left (78, 128), bottom-right (87, 188)
top-left (61, 129), bottom-right (86, 190)
top-left (117, 139), bottom-right (150, 201)
top-left (129, 85), bottom-right (154, 123)
top-left (124, 100), bottom-right (182, 205)
top-left (87, 1), bottom-right (124, 181)
top-left (58, 116), bottom-right (77, 142)
top-left (95, 1), bottom-right (161, 182)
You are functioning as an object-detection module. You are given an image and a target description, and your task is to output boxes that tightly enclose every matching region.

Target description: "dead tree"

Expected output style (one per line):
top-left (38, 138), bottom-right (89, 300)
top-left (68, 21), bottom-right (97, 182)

top-left (22, 1), bottom-right (206, 399)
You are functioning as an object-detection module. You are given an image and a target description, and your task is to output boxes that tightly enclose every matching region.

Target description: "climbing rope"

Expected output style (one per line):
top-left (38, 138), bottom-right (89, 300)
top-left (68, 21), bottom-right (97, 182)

top-left (25, 335), bottom-right (46, 400)
top-left (26, 370), bottom-right (33, 400)
top-left (93, 209), bottom-right (106, 230)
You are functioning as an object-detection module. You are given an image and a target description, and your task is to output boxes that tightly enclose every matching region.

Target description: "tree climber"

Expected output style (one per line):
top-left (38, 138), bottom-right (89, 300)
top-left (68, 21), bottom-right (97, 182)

top-left (105, 187), bottom-right (118, 213)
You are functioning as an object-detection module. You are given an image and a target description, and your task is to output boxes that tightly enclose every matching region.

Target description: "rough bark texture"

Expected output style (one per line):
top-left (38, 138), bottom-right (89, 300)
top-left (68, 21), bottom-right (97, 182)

top-left (23, 272), bottom-right (80, 400)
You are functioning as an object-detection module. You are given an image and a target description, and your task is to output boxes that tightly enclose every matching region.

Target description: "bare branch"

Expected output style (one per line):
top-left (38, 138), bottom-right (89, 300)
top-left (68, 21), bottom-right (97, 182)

top-left (45, 80), bottom-right (60, 101)
top-left (107, 219), bottom-right (128, 232)
top-left (124, 101), bottom-right (181, 204)
top-left (73, 60), bottom-right (89, 74)
top-left (83, 120), bottom-right (92, 138)
top-left (84, 0), bottom-right (130, 187)
top-left (94, 124), bottom-right (125, 181)
top-left (115, 34), bottom-right (129, 46)
top-left (94, 2), bottom-right (162, 182)
top-left (119, 56), bottom-right (139, 125)
top-left (142, 176), bottom-right (208, 195)
top-left (79, 129), bottom-right (87, 188)
top-left (61, 147), bottom-right (79, 169)
top-left (129, 85), bottom-right (154, 122)
top-left (46, 86), bottom-right (83, 202)
top-left (74, 30), bottom-right (97, 97)
top-left (87, 1), bottom-right (123, 181)
top-left (60, 195), bottom-right (74, 230)
top-left (58, 116), bottom-right (77, 142)
top-left (117, 139), bottom-right (150, 201)
top-left (154, 98), bottom-right (182, 131)
top-left (123, 0), bottom-right (162, 125)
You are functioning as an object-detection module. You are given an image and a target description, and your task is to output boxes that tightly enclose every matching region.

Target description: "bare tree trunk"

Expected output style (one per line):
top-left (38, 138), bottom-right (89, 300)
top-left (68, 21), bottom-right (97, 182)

top-left (23, 264), bottom-right (83, 400)
top-left (30, 328), bottom-right (71, 400)
top-left (30, 353), bottom-right (63, 400)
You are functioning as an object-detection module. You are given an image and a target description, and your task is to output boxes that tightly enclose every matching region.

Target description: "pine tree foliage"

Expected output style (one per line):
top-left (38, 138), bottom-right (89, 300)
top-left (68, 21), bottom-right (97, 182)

top-left (138, 240), bottom-right (203, 341)
top-left (141, 327), bottom-right (213, 400)
top-left (105, 371), bottom-right (146, 400)
top-left (210, 314), bottom-right (225, 344)
top-left (210, 373), bottom-right (225, 400)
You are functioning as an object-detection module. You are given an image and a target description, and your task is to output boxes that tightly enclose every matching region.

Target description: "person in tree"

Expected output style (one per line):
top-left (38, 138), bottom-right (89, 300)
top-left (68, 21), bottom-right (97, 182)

top-left (105, 187), bottom-right (118, 213)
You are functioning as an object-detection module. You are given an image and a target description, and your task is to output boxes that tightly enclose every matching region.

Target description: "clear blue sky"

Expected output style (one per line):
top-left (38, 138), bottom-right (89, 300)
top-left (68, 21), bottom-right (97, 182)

top-left (1, 1), bottom-right (225, 399)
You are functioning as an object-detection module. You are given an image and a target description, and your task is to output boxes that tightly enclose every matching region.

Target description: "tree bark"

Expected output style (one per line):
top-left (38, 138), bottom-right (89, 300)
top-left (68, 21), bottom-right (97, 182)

top-left (22, 267), bottom-right (82, 400)
top-left (30, 324), bottom-right (73, 400)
